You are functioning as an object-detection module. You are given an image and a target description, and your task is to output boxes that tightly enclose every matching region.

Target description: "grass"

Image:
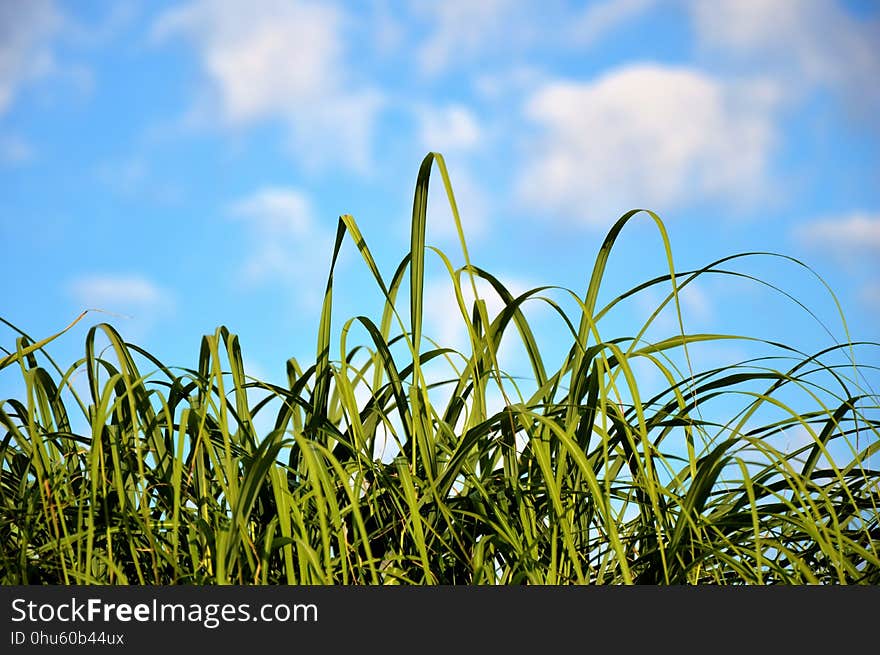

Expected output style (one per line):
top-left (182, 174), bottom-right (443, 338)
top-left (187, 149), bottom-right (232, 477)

top-left (1, 153), bottom-right (878, 584)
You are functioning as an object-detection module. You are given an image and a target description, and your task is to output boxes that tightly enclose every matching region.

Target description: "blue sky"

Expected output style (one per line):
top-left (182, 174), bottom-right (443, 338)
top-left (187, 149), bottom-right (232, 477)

top-left (1, 0), bottom-right (878, 428)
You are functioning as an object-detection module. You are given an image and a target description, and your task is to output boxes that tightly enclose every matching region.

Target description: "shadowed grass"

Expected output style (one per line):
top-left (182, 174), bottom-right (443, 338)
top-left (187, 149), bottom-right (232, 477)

top-left (1, 153), bottom-right (878, 584)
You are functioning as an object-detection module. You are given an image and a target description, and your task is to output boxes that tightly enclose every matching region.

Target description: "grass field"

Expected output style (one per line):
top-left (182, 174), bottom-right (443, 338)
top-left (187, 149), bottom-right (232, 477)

top-left (2, 154), bottom-right (878, 584)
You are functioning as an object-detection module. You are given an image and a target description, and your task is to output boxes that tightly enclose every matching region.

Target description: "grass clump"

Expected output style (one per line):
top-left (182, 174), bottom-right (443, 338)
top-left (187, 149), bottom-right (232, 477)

top-left (1, 153), bottom-right (878, 585)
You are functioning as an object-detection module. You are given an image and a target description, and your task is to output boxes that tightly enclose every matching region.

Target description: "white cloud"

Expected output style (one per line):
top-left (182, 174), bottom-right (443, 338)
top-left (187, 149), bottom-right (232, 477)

top-left (413, 106), bottom-right (489, 241)
top-left (0, 134), bottom-right (35, 165)
top-left (795, 213), bottom-right (880, 259)
top-left (356, 1), bottom-right (404, 57)
top-left (230, 187), bottom-right (314, 236)
top-left (67, 275), bottom-right (174, 340)
top-left (154, 0), bottom-right (339, 123)
top-left (569, 0), bottom-right (658, 47)
top-left (152, 0), bottom-right (383, 171)
top-left (791, 211), bottom-right (880, 315)
top-left (95, 158), bottom-right (146, 194)
top-left (229, 187), bottom-right (335, 308)
top-left (763, 423), bottom-right (818, 457)
top-left (417, 273), bottom-right (547, 429)
top-left (417, 104), bottom-right (483, 154)
top-left (238, 357), bottom-right (284, 438)
top-left (0, 0), bottom-right (62, 115)
top-left (422, 276), bottom-right (477, 351)
top-left (412, 0), bottom-right (525, 74)
top-left (688, 0), bottom-right (880, 115)
top-left (93, 156), bottom-right (183, 204)
top-left (422, 274), bottom-right (537, 356)
top-left (633, 280), bottom-right (714, 334)
top-left (680, 282), bottom-right (713, 324)
top-left (517, 64), bottom-right (780, 225)
top-left (474, 66), bottom-right (543, 101)
top-left (68, 275), bottom-right (170, 308)
top-left (419, 161), bottom-right (490, 243)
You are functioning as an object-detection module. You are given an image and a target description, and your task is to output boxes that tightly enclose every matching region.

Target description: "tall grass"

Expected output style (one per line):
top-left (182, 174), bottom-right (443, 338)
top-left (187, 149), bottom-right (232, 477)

top-left (1, 153), bottom-right (878, 584)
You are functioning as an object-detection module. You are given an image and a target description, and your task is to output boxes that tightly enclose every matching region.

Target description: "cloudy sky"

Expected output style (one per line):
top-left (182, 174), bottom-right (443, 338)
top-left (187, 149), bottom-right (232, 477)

top-left (1, 0), bottom-right (878, 402)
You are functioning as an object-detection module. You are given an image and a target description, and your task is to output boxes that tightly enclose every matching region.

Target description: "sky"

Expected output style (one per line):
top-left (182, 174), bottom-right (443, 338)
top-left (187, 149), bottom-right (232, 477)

top-left (1, 0), bottom-right (879, 435)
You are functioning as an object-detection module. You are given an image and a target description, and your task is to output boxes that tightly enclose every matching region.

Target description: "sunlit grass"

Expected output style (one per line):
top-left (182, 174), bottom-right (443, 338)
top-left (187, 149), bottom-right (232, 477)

top-left (1, 153), bottom-right (878, 584)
